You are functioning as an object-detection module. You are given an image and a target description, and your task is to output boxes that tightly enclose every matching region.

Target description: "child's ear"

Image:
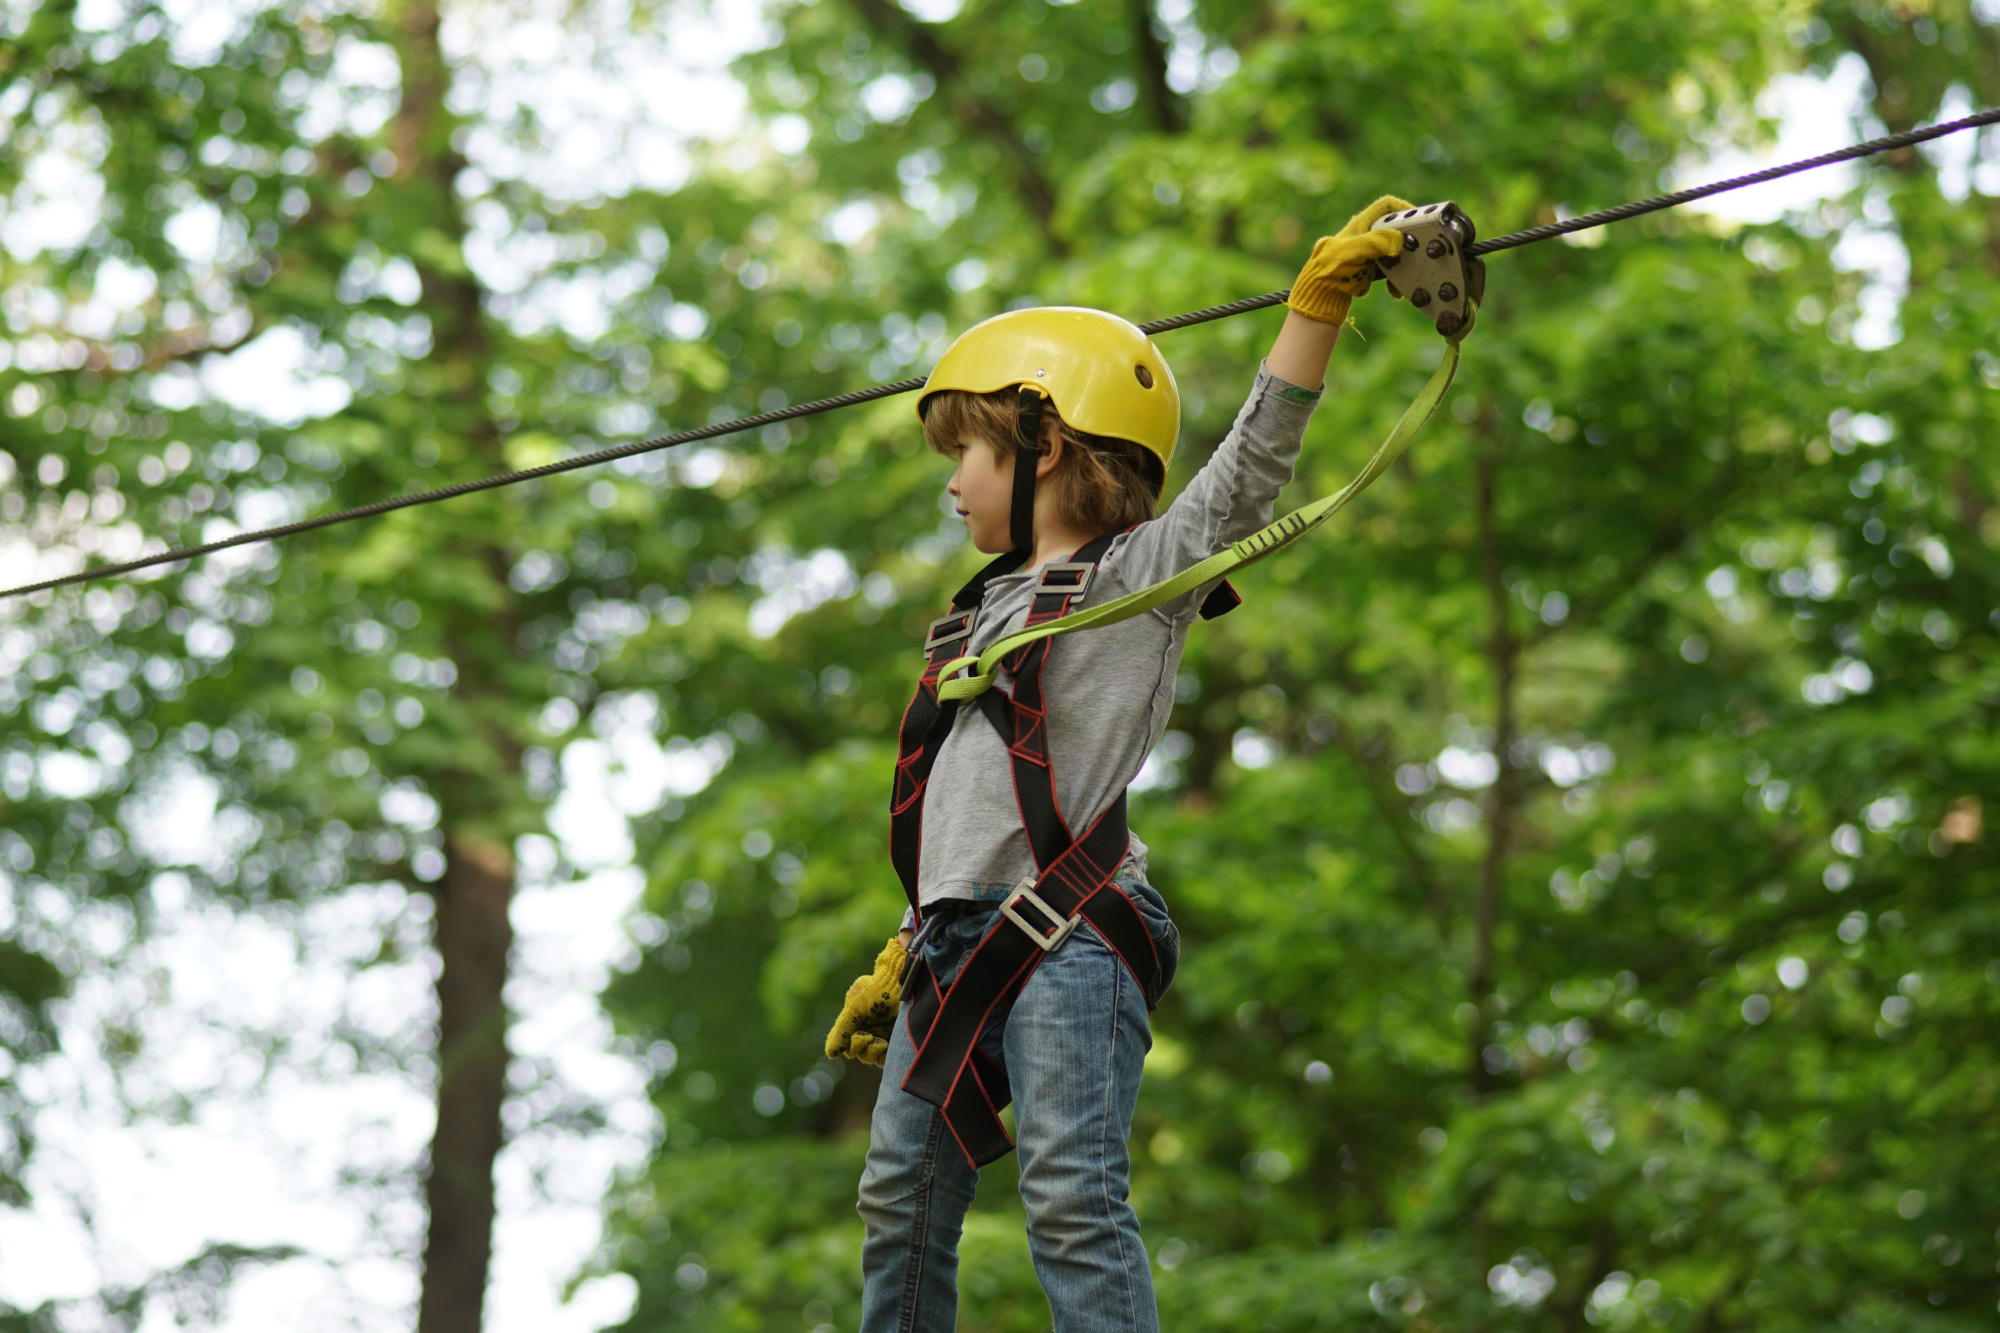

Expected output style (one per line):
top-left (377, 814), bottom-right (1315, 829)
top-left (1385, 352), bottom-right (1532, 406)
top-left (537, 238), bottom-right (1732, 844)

top-left (1034, 414), bottom-right (1064, 478)
top-left (1034, 424), bottom-right (1065, 479)
top-left (1039, 412), bottom-right (1062, 452)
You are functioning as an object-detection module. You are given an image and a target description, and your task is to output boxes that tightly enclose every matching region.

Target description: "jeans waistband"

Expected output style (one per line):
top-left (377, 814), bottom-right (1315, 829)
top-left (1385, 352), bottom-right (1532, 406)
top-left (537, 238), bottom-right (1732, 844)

top-left (919, 899), bottom-right (998, 923)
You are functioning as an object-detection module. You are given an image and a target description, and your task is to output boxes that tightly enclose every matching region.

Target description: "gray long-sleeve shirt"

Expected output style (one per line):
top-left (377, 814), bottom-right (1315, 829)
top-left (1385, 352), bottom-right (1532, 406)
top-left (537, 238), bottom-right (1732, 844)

top-left (909, 365), bottom-right (1323, 914)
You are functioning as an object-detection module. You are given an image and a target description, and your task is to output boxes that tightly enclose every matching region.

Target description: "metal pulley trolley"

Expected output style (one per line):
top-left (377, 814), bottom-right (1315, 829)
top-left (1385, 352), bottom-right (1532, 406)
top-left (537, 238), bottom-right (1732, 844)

top-left (1372, 201), bottom-right (1487, 341)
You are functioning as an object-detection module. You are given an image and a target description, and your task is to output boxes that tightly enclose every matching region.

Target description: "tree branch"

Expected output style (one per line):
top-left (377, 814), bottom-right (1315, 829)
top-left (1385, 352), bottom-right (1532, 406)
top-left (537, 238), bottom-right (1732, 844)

top-left (62, 320), bottom-right (265, 376)
top-left (1309, 707), bottom-right (1449, 936)
top-left (1524, 464), bottom-right (1740, 650)
top-left (1688, 1260), bottom-right (1753, 1333)
top-left (1623, 831), bottom-right (1806, 993)
top-left (1950, 463), bottom-right (1989, 538)
top-left (843, 0), bottom-right (1067, 253)
top-left (1315, 1116), bottom-right (1393, 1228)
top-left (1552, 1226), bottom-right (1616, 1333)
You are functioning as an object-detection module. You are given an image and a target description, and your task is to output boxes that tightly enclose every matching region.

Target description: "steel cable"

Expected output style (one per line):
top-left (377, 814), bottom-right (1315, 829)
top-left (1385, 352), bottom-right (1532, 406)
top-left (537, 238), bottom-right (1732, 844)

top-left (1465, 105), bottom-right (2000, 255)
top-left (6, 107), bottom-right (1996, 601)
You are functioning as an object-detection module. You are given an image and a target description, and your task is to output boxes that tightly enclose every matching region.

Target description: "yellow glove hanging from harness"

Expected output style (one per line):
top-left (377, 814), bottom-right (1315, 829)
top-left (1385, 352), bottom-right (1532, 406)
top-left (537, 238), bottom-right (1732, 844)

top-left (825, 933), bottom-right (909, 1067)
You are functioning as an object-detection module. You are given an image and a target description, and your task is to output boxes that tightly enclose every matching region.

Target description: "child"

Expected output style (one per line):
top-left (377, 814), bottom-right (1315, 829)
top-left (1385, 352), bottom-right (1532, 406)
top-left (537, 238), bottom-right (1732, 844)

top-left (825, 196), bottom-right (1411, 1332)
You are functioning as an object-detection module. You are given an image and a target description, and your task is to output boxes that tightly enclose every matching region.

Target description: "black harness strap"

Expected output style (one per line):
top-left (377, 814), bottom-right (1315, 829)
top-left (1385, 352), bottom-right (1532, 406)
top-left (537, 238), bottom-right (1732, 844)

top-left (891, 531), bottom-right (1168, 1168)
top-left (1008, 387), bottom-right (1043, 557)
top-left (1198, 579), bottom-right (1241, 620)
top-left (888, 549), bottom-right (1027, 914)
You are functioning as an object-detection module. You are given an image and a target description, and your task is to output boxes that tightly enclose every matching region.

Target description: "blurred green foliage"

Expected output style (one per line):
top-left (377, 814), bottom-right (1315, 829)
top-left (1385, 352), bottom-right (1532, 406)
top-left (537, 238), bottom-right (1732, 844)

top-left (1, 0), bottom-right (1998, 1328)
top-left (580, 2), bottom-right (2000, 1331)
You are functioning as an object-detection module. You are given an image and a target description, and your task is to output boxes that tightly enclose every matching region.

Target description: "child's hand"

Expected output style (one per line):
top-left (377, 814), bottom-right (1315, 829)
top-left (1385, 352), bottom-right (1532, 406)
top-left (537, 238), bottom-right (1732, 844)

top-left (1286, 195), bottom-right (1416, 327)
top-left (824, 933), bottom-right (909, 1067)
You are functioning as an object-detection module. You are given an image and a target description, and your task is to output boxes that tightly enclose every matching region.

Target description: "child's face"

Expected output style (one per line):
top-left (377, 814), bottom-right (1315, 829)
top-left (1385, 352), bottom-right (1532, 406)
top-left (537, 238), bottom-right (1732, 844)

top-left (944, 433), bottom-right (1014, 554)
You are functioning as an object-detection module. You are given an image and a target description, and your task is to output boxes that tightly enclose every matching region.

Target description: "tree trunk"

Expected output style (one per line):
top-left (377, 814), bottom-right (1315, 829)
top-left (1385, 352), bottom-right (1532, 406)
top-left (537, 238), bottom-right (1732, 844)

top-left (388, 1), bottom-right (520, 1326)
top-left (1128, 0), bottom-right (1188, 135)
top-left (1469, 443), bottom-right (1517, 1098)
top-left (418, 836), bottom-right (515, 1333)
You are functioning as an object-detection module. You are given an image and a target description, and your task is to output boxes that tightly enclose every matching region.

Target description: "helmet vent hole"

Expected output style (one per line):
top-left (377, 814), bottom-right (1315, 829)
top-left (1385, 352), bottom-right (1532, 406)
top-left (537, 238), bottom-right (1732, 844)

top-left (1134, 365), bottom-right (1154, 389)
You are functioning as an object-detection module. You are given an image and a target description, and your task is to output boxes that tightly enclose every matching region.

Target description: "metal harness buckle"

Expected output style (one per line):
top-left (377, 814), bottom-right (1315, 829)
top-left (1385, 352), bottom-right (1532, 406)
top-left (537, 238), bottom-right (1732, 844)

top-left (924, 610), bottom-right (977, 654)
top-left (1034, 562), bottom-right (1094, 601)
top-left (999, 877), bottom-right (1079, 953)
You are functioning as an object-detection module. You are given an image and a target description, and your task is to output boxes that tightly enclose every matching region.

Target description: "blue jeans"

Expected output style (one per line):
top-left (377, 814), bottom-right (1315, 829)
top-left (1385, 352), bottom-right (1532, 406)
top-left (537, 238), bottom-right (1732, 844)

top-left (858, 874), bottom-right (1179, 1333)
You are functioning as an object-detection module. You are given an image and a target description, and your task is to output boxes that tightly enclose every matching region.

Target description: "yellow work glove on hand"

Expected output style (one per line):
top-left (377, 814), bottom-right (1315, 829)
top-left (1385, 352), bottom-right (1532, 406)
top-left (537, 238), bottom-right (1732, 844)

top-left (824, 933), bottom-right (908, 1067)
top-left (1286, 194), bottom-right (1416, 328)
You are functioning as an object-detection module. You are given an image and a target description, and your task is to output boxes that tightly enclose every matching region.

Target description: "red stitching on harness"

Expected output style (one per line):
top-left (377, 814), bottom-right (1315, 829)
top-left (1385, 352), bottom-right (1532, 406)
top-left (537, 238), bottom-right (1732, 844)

top-left (906, 933), bottom-right (1044, 1103)
top-left (965, 1057), bottom-right (1014, 1148)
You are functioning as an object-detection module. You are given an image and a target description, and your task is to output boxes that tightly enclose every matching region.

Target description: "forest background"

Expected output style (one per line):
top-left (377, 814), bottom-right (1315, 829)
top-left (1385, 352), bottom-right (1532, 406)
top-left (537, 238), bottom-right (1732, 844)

top-left (2, 0), bottom-right (1999, 1329)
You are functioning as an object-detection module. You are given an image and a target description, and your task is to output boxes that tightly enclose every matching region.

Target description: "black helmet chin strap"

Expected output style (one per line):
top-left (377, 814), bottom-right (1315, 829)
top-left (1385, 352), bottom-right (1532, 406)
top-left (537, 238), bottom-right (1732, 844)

top-left (1010, 386), bottom-right (1044, 556)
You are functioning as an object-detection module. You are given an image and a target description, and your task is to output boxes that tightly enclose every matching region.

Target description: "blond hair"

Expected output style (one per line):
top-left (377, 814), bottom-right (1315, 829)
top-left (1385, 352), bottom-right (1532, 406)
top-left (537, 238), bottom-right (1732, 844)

top-left (920, 389), bottom-right (1164, 535)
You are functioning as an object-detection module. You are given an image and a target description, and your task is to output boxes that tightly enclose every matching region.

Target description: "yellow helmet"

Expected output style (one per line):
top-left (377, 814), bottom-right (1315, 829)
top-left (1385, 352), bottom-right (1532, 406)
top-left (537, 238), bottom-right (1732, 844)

top-left (916, 307), bottom-right (1181, 471)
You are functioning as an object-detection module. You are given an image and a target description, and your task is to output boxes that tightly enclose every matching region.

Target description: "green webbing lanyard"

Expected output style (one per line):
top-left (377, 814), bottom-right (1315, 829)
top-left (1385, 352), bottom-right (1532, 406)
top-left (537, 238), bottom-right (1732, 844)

top-left (935, 335), bottom-right (1464, 703)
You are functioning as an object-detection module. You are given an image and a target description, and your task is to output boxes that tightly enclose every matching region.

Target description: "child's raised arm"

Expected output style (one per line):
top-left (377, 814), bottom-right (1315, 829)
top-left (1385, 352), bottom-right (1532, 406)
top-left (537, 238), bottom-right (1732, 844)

top-left (1268, 194), bottom-right (1412, 387)
top-left (1266, 308), bottom-right (1343, 391)
top-left (1111, 195), bottom-right (1411, 595)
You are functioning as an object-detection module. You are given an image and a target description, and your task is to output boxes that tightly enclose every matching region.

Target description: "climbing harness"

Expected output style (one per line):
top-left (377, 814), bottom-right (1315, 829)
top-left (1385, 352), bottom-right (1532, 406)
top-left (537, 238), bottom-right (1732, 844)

top-left (891, 532), bottom-right (1170, 1167)
top-left (4, 105), bottom-right (1992, 602)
